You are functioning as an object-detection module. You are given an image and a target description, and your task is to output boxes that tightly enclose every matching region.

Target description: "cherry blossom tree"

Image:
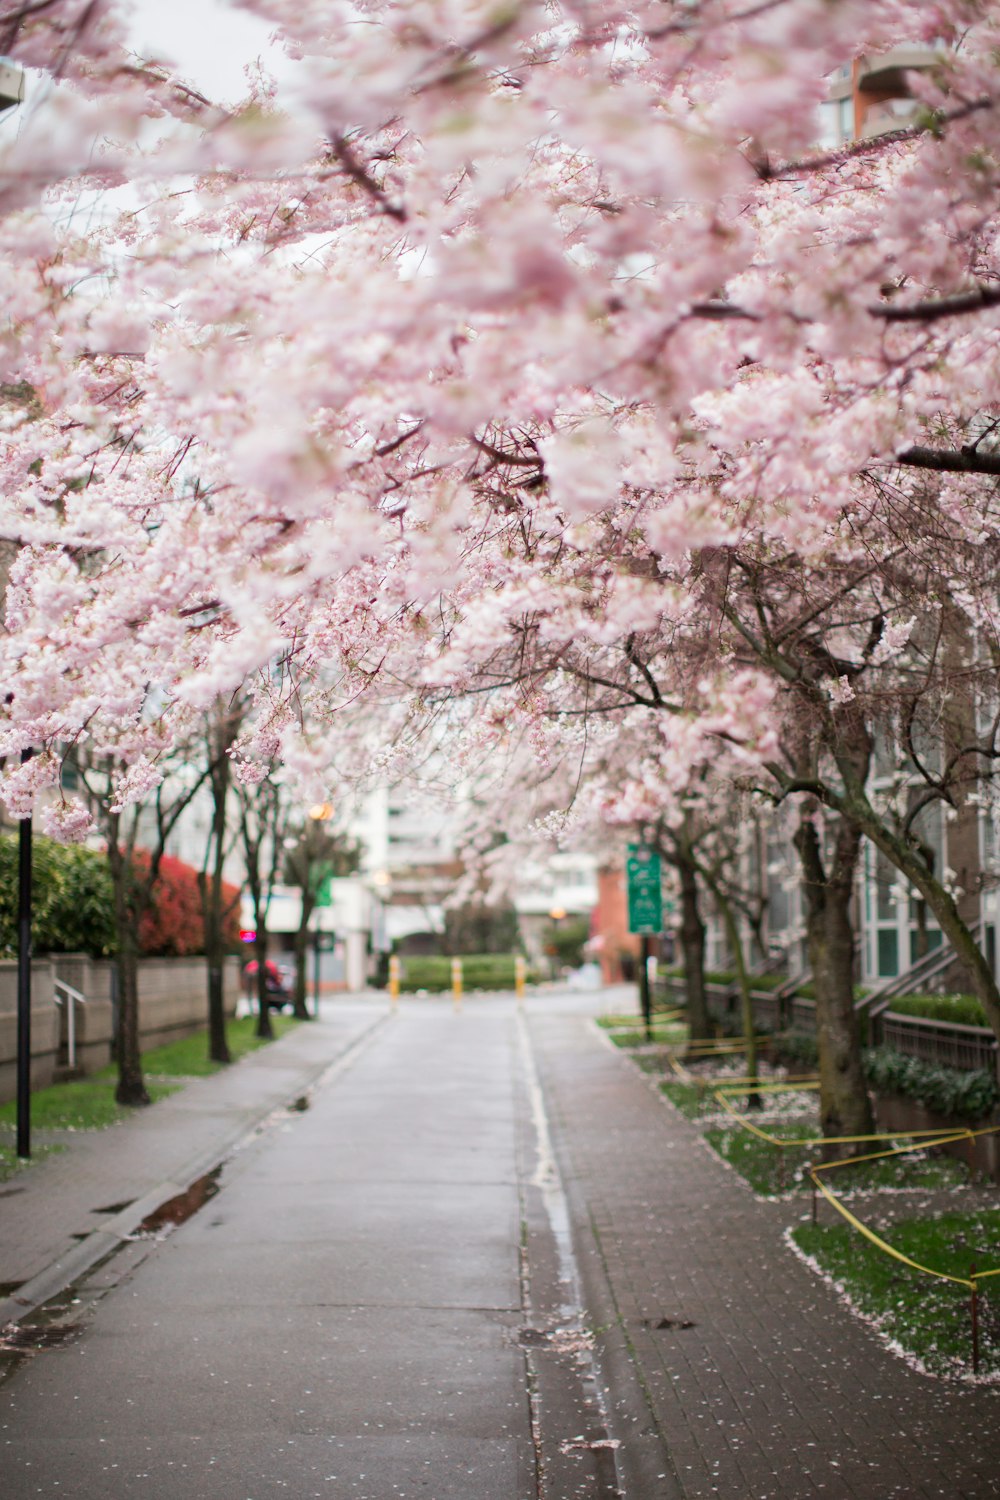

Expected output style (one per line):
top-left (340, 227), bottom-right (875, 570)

top-left (2, 1), bottom-right (1000, 1127)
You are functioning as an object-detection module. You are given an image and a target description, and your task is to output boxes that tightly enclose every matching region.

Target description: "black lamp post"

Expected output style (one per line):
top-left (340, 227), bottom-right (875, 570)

top-left (16, 747), bottom-right (32, 1158)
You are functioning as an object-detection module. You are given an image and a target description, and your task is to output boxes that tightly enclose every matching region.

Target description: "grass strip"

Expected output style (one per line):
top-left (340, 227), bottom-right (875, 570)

top-left (793, 1209), bottom-right (1000, 1378)
top-left (0, 1077), bottom-right (181, 1132)
top-left (607, 1024), bottom-right (688, 1048)
top-left (0, 1014), bottom-right (302, 1133)
top-left (139, 1013), bottom-right (301, 1076)
top-left (658, 1078), bottom-right (711, 1119)
top-left (704, 1119), bottom-right (971, 1197)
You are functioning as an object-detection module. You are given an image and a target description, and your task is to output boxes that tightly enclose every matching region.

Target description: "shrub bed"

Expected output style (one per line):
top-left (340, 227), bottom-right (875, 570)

top-left (0, 837), bottom-right (241, 958)
top-left (772, 1032), bottom-right (999, 1120)
top-left (863, 1046), bottom-right (999, 1121)
top-left (0, 836), bottom-right (115, 958)
top-left (889, 992), bottom-right (988, 1028)
top-left (398, 953), bottom-right (537, 992)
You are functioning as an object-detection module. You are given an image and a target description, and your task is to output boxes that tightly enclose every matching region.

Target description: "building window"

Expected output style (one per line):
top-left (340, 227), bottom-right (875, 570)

top-left (877, 928), bottom-right (899, 977)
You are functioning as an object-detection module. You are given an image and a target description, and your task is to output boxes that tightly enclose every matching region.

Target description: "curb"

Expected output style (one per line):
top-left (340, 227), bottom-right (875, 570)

top-left (532, 1015), bottom-right (685, 1499)
top-left (0, 1008), bottom-right (389, 1330)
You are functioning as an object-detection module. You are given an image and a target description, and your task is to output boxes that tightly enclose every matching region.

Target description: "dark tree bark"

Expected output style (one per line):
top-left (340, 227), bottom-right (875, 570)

top-left (676, 840), bottom-right (711, 1042)
top-left (292, 922), bottom-right (312, 1020)
top-left (108, 830), bottom-right (150, 1107)
top-left (252, 924), bottom-right (274, 1040)
top-left (705, 873), bottom-right (761, 1109)
top-left (109, 852), bottom-right (150, 1110)
top-left (793, 808), bottom-right (873, 1150)
top-left (238, 773), bottom-right (287, 1042)
top-left (200, 717), bottom-right (236, 1064)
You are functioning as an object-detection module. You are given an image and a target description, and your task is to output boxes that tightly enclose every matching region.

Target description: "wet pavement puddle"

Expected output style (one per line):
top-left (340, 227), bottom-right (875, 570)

top-left (132, 1167), bottom-right (222, 1236)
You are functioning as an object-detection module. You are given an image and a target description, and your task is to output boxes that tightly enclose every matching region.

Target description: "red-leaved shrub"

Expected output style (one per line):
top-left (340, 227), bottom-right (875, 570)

top-left (136, 852), bottom-right (242, 957)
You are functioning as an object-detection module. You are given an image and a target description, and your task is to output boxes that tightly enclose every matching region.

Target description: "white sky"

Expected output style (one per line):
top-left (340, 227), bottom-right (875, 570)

top-left (126, 0), bottom-right (287, 104)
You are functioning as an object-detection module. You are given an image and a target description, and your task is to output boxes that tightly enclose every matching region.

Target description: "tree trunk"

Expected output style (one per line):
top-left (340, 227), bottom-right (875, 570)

top-left (793, 811), bottom-right (873, 1150)
top-left (202, 736), bottom-right (232, 1064)
top-left (677, 850), bottom-right (711, 1041)
top-left (292, 921), bottom-right (311, 1020)
top-left (205, 937), bottom-right (230, 1064)
top-left (711, 879), bottom-right (761, 1108)
top-left (108, 835), bottom-right (150, 1107)
top-left (253, 928), bottom-right (274, 1040)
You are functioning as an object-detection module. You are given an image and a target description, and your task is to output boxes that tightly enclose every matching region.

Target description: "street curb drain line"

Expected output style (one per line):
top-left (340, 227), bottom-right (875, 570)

top-left (0, 1008), bottom-right (390, 1331)
top-left (533, 1014), bottom-right (686, 1500)
top-left (516, 1009), bottom-right (624, 1499)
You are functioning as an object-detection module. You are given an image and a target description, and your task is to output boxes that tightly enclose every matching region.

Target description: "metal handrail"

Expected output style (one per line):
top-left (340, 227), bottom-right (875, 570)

top-left (856, 919), bottom-right (985, 1020)
top-left (53, 978), bottom-right (87, 1070)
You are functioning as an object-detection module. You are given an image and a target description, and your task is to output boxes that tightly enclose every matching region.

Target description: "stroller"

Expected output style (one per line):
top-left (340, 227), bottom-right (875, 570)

top-left (244, 958), bottom-right (292, 1012)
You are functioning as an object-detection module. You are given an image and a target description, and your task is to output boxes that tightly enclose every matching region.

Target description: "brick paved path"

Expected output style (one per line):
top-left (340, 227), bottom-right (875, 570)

top-left (528, 1007), bottom-right (1000, 1500)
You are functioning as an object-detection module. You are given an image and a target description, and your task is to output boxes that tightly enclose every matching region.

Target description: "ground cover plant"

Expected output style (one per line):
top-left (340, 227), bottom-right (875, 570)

top-left (605, 1022), bottom-right (689, 1048)
top-left (793, 1209), bottom-right (1000, 1380)
top-left (608, 1009), bottom-right (995, 1378)
top-left (140, 1014), bottom-right (301, 1076)
top-left (705, 1121), bottom-right (971, 1198)
top-left (863, 1048), bottom-right (1000, 1121)
top-left (0, 1076), bottom-right (180, 1133)
top-left (0, 1015), bottom-right (301, 1136)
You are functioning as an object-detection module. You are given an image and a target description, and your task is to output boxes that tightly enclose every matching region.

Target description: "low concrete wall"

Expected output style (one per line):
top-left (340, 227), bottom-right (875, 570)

top-left (52, 953), bottom-right (115, 1077)
top-left (0, 953), bottom-right (241, 1104)
top-left (133, 955), bottom-right (240, 1052)
top-left (0, 959), bottom-right (59, 1102)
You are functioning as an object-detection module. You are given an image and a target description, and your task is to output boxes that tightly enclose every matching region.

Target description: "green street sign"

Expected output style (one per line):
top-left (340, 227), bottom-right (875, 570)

top-left (626, 843), bottom-right (663, 934)
top-left (314, 863), bottom-right (335, 907)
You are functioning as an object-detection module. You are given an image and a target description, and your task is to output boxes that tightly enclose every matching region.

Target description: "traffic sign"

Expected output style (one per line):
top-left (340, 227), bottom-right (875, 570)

top-left (314, 862), bottom-right (335, 907)
top-left (626, 844), bottom-right (663, 934)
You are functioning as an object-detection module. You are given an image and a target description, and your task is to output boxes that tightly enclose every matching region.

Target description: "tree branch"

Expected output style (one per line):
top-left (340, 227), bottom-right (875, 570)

top-left (894, 445), bottom-right (1000, 476)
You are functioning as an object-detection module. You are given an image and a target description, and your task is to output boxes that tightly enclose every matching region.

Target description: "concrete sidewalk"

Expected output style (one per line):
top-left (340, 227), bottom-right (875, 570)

top-left (0, 997), bottom-right (390, 1326)
top-left (528, 1005), bottom-right (1000, 1499)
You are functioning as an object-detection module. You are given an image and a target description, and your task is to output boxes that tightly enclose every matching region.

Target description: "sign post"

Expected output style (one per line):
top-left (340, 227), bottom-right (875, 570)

top-left (626, 844), bottom-right (662, 1041)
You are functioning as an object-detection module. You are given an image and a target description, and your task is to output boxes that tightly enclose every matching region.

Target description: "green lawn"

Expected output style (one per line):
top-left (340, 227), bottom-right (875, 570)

top-left (793, 1209), bottom-right (1000, 1378)
top-left (659, 1077), bottom-right (719, 1119)
top-left (597, 1009), bottom-right (683, 1030)
top-left (606, 1023), bottom-right (688, 1048)
top-left (0, 1076), bottom-right (180, 1132)
top-left (0, 1015), bottom-right (302, 1136)
top-left (704, 1119), bottom-right (971, 1198)
top-left (139, 1013), bottom-right (301, 1076)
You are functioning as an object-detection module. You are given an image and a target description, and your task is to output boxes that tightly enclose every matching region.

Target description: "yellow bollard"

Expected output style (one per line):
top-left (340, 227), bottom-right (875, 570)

top-left (452, 956), bottom-right (463, 1011)
top-left (388, 954), bottom-right (400, 1008)
top-left (515, 954), bottom-right (526, 1004)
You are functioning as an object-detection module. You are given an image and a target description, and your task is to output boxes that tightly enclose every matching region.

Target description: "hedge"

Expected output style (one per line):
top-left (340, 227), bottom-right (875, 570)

top-left (136, 852), bottom-right (242, 958)
top-left (863, 1046), bottom-right (999, 1121)
top-left (0, 836), bottom-right (116, 958)
top-left (398, 953), bottom-right (538, 992)
top-left (771, 1031), bottom-right (1000, 1121)
top-left (888, 992), bottom-right (988, 1028)
top-left (0, 836), bottom-right (241, 959)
